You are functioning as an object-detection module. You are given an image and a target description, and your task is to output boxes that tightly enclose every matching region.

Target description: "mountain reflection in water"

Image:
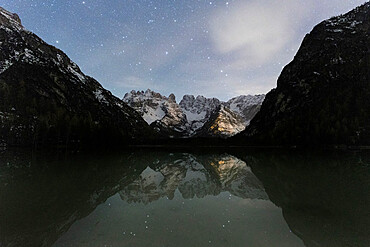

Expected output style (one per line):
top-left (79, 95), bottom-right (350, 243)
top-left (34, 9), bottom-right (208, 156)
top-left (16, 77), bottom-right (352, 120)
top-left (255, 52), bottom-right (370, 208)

top-left (0, 150), bottom-right (369, 247)
top-left (119, 153), bottom-right (267, 204)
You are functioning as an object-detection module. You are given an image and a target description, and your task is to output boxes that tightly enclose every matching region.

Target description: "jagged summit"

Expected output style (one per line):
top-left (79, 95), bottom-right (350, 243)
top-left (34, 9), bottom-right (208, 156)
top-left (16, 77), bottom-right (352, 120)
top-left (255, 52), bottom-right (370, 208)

top-left (179, 94), bottom-right (222, 133)
top-left (125, 89), bottom-right (168, 101)
top-left (123, 89), bottom-right (265, 138)
top-left (0, 7), bottom-right (22, 29)
top-left (168, 93), bottom-right (176, 103)
top-left (123, 89), bottom-right (179, 124)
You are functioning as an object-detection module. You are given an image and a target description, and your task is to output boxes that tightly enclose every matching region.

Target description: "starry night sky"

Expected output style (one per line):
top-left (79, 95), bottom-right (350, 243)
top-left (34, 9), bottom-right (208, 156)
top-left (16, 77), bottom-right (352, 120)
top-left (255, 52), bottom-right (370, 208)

top-left (1, 0), bottom-right (366, 100)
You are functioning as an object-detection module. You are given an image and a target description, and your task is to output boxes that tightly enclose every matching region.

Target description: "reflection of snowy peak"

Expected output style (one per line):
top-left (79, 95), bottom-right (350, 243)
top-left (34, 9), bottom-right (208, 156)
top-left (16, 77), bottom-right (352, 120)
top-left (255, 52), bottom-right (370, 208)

top-left (123, 89), bottom-right (265, 138)
top-left (206, 155), bottom-right (268, 199)
top-left (119, 166), bottom-right (166, 204)
top-left (119, 153), bottom-right (268, 204)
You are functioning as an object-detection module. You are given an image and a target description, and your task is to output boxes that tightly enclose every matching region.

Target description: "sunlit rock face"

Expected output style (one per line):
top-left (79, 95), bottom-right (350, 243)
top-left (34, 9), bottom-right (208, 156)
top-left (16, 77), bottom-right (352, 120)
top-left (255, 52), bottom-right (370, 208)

top-left (0, 7), bottom-right (151, 146)
top-left (119, 153), bottom-right (268, 204)
top-left (124, 89), bottom-right (265, 138)
top-left (195, 105), bottom-right (246, 138)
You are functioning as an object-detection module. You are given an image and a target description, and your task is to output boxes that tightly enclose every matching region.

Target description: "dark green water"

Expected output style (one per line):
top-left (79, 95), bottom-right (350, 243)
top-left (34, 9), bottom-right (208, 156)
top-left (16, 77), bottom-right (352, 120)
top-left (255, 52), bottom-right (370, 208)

top-left (0, 149), bottom-right (369, 247)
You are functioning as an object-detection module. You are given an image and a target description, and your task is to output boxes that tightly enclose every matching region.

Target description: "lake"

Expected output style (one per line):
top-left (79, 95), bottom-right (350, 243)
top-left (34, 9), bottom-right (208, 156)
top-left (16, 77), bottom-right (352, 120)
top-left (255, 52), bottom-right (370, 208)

top-left (0, 148), bottom-right (369, 247)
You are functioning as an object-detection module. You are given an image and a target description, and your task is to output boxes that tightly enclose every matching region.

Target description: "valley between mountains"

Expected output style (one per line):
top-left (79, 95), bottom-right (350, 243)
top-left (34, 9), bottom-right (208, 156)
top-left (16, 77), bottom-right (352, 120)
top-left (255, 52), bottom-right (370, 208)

top-left (0, 2), bottom-right (369, 147)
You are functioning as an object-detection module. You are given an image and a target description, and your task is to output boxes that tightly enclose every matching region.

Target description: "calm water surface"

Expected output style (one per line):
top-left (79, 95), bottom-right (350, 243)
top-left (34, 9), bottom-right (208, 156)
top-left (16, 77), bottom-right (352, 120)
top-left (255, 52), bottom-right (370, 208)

top-left (0, 149), bottom-right (369, 247)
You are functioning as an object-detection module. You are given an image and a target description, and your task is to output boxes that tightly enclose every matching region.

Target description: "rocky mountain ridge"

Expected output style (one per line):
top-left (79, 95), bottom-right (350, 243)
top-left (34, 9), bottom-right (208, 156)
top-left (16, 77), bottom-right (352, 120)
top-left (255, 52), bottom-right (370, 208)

top-left (123, 89), bottom-right (265, 138)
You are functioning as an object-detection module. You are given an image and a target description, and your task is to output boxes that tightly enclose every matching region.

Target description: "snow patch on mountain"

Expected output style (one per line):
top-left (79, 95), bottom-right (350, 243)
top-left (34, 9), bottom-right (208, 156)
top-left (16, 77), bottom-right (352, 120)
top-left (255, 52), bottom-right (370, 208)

top-left (225, 95), bottom-right (265, 125)
top-left (179, 95), bottom-right (221, 133)
top-left (226, 95), bottom-right (265, 114)
top-left (123, 89), bottom-right (168, 124)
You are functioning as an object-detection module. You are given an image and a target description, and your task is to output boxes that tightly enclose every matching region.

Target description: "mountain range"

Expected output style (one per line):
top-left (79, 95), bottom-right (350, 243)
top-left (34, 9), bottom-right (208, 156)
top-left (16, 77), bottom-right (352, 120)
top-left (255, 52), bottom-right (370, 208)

top-left (123, 89), bottom-right (264, 138)
top-left (0, 1), bottom-right (369, 147)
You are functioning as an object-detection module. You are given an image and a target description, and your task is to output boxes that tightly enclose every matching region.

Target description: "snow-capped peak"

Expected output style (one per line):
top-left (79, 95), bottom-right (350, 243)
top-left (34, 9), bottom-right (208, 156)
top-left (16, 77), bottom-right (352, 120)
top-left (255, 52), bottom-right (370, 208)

top-left (179, 94), bottom-right (221, 132)
top-left (123, 89), bottom-right (265, 137)
top-left (123, 90), bottom-right (176, 124)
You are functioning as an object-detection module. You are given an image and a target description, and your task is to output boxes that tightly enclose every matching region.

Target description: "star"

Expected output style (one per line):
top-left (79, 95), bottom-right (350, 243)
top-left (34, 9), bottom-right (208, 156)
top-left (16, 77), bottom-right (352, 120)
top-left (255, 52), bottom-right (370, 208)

top-left (2, 0), bottom-right (363, 100)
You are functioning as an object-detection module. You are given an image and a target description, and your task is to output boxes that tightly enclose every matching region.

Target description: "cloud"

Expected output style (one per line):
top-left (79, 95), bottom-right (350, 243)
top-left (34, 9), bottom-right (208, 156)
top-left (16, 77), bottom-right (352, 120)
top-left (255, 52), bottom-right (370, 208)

top-left (209, 0), bottom-right (308, 68)
top-left (172, 73), bottom-right (276, 101)
top-left (76, 0), bottom-right (366, 100)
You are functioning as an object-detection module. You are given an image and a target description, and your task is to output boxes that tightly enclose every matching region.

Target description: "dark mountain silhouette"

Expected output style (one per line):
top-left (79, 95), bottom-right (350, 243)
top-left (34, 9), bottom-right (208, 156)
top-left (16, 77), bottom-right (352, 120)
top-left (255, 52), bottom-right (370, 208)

top-left (0, 7), bottom-right (152, 147)
top-left (237, 3), bottom-right (370, 146)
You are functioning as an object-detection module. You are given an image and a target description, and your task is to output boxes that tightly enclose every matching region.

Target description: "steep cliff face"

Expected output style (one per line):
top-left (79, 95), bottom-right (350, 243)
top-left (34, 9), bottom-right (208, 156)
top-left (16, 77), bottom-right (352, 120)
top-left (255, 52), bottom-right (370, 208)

top-left (240, 3), bottom-right (370, 145)
top-left (0, 7), bottom-right (151, 146)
